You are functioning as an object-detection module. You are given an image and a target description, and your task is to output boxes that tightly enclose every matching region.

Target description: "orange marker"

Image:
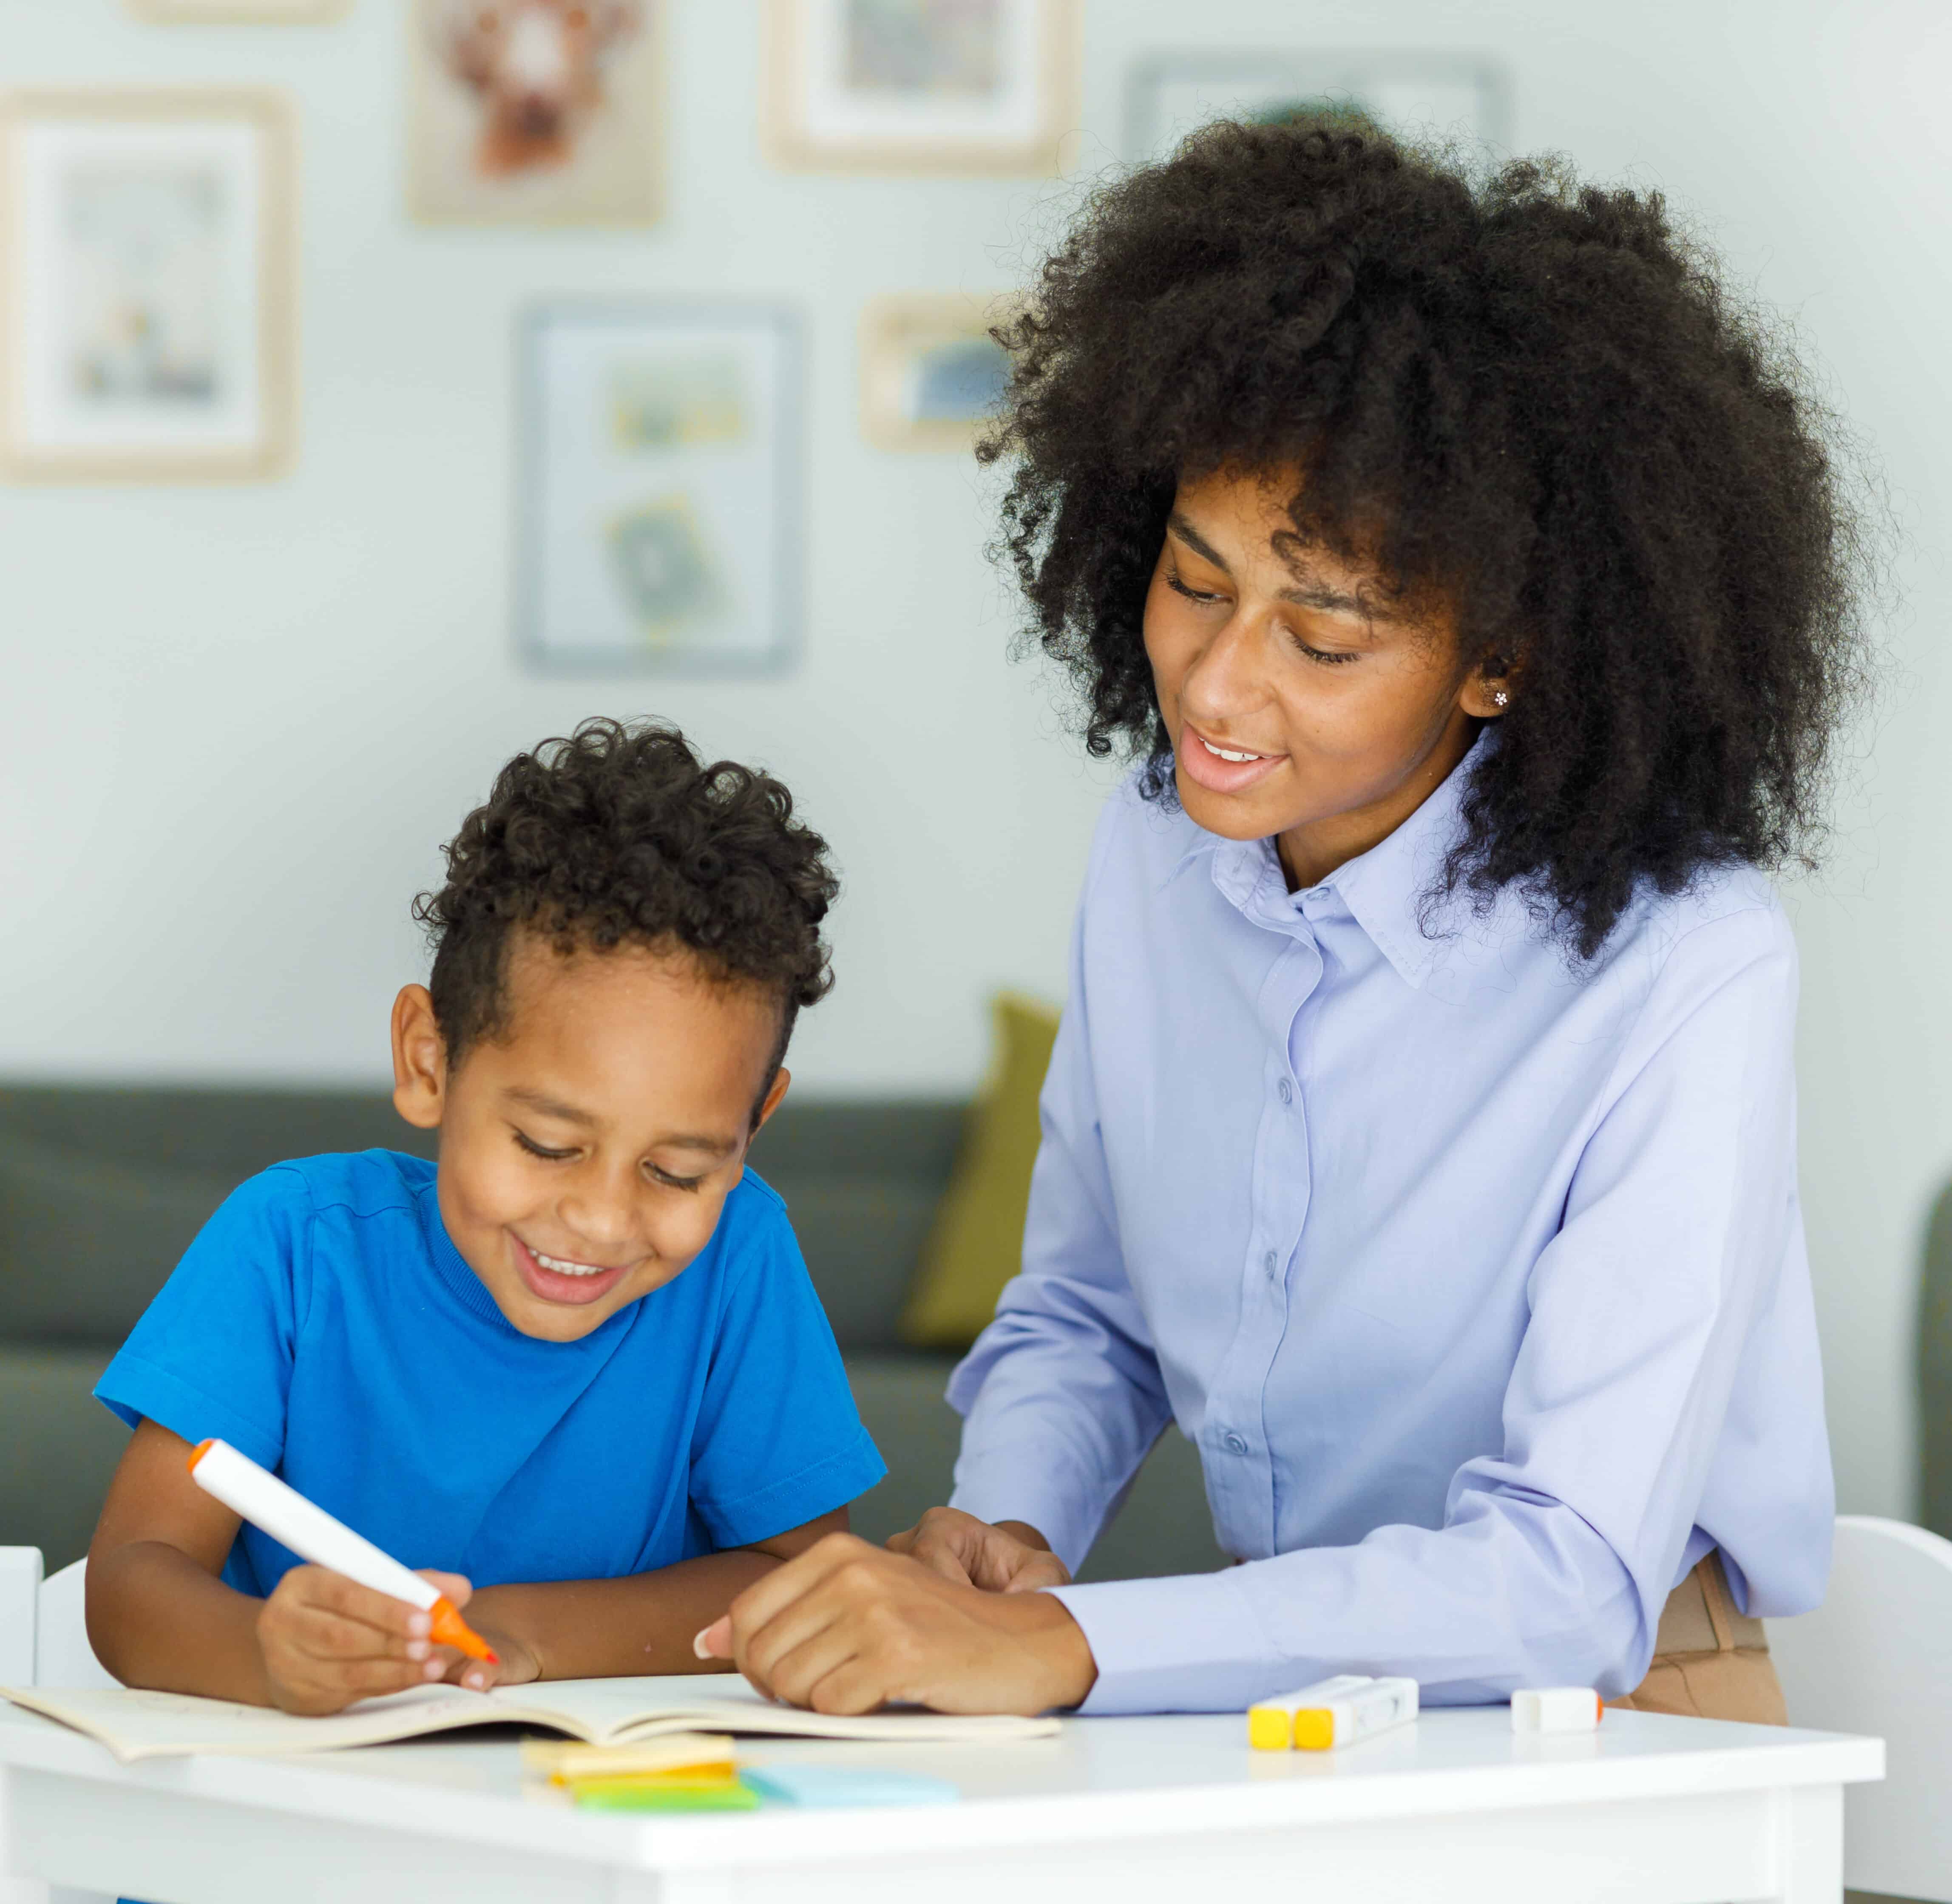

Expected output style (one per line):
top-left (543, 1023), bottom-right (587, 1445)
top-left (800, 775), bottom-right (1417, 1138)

top-left (187, 1438), bottom-right (497, 1664)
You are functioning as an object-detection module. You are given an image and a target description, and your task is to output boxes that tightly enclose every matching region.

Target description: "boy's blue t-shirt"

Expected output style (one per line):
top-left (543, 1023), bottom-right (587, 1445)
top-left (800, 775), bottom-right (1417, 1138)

top-left (94, 1150), bottom-right (886, 1596)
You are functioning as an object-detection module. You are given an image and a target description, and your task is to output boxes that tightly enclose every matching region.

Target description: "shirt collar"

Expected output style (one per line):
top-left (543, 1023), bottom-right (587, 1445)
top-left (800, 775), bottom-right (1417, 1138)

top-left (1179, 734), bottom-right (1487, 991)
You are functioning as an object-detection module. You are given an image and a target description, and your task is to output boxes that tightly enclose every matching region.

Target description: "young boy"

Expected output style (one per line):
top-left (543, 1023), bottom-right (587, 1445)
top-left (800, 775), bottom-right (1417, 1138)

top-left (85, 718), bottom-right (884, 1715)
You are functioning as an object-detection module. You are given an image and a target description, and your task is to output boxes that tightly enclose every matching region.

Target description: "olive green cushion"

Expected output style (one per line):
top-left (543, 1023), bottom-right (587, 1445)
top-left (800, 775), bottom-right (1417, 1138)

top-left (899, 993), bottom-right (1059, 1351)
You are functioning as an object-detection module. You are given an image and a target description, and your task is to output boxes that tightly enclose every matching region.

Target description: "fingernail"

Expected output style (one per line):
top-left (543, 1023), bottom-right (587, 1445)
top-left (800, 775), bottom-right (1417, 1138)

top-left (409, 1612), bottom-right (431, 1638)
top-left (406, 1640), bottom-right (429, 1661)
top-left (464, 1670), bottom-right (484, 1690)
top-left (692, 1626), bottom-right (713, 1659)
top-left (423, 1659), bottom-right (444, 1679)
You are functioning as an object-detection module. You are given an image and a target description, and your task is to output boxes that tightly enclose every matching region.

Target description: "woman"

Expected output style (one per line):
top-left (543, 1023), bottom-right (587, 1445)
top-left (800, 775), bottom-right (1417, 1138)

top-left (697, 119), bottom-right (1870, 1719)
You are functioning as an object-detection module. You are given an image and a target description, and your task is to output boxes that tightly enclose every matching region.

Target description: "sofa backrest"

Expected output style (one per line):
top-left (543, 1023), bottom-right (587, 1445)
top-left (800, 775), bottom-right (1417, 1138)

top-left (0, 1085), bottom-right (965, 1354)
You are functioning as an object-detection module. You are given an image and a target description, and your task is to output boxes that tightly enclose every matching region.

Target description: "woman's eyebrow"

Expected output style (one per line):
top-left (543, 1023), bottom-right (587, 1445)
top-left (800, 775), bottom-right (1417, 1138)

top-left (1276, 575), bottom-right (1378, 618)
top-left (1166, 511), bottom-right (1231, 570)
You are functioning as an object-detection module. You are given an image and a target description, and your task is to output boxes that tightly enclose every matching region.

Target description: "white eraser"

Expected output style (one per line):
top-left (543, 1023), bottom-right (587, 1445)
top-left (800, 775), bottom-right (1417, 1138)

top-left (1511, 1687), bottom-right (1603, 1733)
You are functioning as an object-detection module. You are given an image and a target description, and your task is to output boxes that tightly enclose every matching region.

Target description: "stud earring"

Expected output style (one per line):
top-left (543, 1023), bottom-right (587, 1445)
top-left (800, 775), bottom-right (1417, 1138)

top-left (1492, 690), bottom-right (1509, 708)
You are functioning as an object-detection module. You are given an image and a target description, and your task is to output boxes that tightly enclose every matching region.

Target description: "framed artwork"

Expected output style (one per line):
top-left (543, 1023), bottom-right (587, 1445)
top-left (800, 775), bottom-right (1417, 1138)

top-left (0, 88), bottom-right (297, 484)
top-left (408, 0), bottom-right (664, 225)
top-left (764, 0), bottom-right (1080, 174)
top-left (127, 0), bottom-right (351, 19)
top-left (1125, 52), bottom-right (1512, 166)
top-left (519, 304), bottom-right (803, 674)
top-left (859, 293), bottom-right (1013, 452)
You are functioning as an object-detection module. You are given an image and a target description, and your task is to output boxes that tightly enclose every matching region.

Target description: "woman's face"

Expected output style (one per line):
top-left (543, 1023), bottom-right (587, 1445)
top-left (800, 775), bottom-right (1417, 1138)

top-left (1143, 466), bottom-right (1503, 884)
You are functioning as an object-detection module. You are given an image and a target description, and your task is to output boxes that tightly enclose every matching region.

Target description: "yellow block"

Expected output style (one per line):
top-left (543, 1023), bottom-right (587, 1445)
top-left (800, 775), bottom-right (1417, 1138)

top-left (1247, 1707), bottom-right (1294, 1751)
top-left (1291, 1709), bottom-right (1336, 1751)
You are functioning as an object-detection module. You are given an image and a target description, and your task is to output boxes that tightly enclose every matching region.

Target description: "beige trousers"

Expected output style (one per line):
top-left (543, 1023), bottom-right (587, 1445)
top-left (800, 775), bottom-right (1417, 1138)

top-left (1609, 1552), bottom-right (1787, 1725)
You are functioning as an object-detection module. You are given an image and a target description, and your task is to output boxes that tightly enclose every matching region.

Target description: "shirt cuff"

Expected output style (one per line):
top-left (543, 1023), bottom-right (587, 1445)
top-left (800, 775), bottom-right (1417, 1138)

top-left (1049, 1570), bottom-right (1291, 1715)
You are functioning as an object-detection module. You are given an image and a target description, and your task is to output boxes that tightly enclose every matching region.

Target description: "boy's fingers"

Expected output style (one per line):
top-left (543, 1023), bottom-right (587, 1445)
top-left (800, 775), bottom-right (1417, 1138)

top-left (284, 1567), bottom-right (431, 1639)
top-left (282, 1604), bottom-right (416, 1663)
top-left (414, 1569), bottom-right (473, 1609)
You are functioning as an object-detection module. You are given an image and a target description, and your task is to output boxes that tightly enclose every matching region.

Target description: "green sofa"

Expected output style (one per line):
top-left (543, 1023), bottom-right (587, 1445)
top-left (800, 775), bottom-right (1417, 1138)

top-left (0, 1083), bottom-right (1225, 1584)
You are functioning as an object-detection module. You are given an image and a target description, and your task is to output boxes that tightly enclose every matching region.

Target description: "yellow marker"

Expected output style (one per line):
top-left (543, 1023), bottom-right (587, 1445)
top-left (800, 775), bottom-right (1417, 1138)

top-left (1249, 1675), bottom-right (1419, 1750)
top-left (1248, 1675), bottom-right (1373, 1750)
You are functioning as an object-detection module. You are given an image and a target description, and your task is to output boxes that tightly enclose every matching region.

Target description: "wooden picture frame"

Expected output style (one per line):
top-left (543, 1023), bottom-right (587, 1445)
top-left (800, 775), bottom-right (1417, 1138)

top-left (518, 303), bottom-right (804, 675)
top-left (859, 293), bottom-right (1015, 452)
top-left (0, 88), bottom-right (297, 484)
top-left (408, 0), bottom-right (666, 226)
top-left (127, 0), bottom-right (351, 20)
top-left (764, 0), bottom-right (1080, 175)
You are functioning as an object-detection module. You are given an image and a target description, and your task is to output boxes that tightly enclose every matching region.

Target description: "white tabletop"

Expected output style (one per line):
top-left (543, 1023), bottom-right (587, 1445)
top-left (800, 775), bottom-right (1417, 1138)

top-left (0, 1690), bottom-right (1884, 1876)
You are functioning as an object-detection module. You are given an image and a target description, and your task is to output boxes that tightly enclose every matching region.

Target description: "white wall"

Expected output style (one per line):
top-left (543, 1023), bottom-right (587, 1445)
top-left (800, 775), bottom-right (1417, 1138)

top-left (3, 0), bottom-right (1948, 1522)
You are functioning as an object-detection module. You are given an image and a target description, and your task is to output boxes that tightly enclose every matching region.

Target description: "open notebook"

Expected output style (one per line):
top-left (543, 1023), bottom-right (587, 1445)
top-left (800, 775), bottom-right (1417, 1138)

top-left (0, 1674), bottom-right (1062, 1765)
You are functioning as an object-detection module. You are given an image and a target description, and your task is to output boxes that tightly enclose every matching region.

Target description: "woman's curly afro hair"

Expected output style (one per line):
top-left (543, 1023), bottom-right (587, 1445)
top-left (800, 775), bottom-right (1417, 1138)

top-left (415, 718), bottom-right (837, 1082)
top-left (985, 116), bottom-right (1875, 954)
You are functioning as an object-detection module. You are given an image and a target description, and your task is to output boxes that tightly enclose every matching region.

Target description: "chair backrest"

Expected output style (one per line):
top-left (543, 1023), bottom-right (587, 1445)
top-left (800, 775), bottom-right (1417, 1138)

top-left (35, 1558), bottom-right (118, 1690)
top-left (1770, 1514), bottom-right (1952, 1904)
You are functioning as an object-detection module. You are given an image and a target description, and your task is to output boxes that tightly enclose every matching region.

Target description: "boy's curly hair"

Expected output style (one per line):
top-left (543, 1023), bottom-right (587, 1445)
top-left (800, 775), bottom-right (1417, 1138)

top-left (984, 116), bottom-right (1876, 955)
top-left (414, 719), bottom-right (837, 1084)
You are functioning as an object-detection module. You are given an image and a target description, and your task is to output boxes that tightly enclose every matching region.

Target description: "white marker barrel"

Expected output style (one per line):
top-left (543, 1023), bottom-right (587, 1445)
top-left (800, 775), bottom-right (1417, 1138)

top-left (189, 1438), bottom-right (441, 1610)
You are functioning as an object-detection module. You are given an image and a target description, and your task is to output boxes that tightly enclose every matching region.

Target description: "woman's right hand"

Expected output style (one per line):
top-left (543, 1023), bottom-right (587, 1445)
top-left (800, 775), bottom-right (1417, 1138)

top-left (886, 1508), bottom-right (1072, 1593)
top-left (254, 1565), bottom-right (470, 1714)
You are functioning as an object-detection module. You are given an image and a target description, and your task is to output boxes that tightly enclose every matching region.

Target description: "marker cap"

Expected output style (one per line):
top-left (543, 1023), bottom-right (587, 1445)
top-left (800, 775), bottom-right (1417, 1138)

top-left (429, 1596), bottom-right (499, 1663)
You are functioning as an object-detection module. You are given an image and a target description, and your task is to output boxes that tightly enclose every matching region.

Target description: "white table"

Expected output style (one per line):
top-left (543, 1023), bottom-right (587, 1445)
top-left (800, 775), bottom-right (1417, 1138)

top-left (0, 1695), bottom-right (1883, 1904)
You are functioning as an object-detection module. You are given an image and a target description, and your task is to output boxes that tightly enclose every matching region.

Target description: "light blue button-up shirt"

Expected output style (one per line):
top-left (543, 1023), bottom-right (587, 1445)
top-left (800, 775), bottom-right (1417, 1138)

top-left (947, 744), bottom-right (1832, 1715)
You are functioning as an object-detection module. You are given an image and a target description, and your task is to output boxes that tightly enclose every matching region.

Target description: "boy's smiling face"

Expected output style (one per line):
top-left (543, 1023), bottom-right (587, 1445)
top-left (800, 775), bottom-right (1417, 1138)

top-left (391, 933), bottom-right (788, 1343)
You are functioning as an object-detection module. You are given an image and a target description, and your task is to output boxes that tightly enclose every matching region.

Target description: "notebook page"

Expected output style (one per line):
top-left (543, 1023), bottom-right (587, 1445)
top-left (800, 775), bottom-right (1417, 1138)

top-left (0, 1682), bottom-right (593, 1763)
top-left (509, 1674), bottom-right (1062, 1743)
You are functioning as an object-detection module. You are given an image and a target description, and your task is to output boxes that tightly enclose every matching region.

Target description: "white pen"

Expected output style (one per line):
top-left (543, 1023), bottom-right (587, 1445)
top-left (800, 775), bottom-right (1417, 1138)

top-left (187, 1437), bottom-right (498, 1663)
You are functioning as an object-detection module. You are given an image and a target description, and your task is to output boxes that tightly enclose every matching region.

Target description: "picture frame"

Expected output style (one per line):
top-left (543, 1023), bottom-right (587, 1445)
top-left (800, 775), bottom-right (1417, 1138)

top-left (1125, 51), bottom-right (1512, 166)
top-left (764, 0), bottom-right (1080, 175)
top-left (518, 303), bottom-right (803, 675)
top-left (126, 0), bottom-right (351, 20)
top-left (859, 293), bottom-right (1015, 452)
top-left (408, 0), bottom-right (665, 226)
top-left (0, 88), bottom-right (297, 484)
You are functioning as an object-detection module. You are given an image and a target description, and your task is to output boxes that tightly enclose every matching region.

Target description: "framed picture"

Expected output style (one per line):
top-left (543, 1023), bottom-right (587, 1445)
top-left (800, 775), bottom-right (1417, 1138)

top-left (764, 0), bottom-right (1080, 174)
top-left (127, 0), bottom-right (351, 20)
top-left (409, 0), bottom-right (664, 225)
top-left (519, 304), bottom-right (803, 674)
top-left (859, 293), bottom-right (1014, 452)
top-left (0, 88), bottom-right (297, 484)
top-left (1126, 52), bottom-right (1512, 166)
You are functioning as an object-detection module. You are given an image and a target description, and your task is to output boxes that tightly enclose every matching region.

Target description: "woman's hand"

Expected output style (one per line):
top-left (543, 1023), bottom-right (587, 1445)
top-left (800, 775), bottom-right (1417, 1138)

top-left (254, 1567), bottom-right (535, 1714)
top-left (692, 1532), bottom-right (1096, 1716)
top-left (886, 1507), bottom-right (1072, 1593)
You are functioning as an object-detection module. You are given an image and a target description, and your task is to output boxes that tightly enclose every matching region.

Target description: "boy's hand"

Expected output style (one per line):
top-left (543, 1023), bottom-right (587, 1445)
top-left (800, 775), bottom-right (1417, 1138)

top-left (694, 1533), bottom-right (1096, 1717)
top-left (886, 1509), bottom-right (1072, 1593)
top-left (255, 1568), bottom-right (533, 1714)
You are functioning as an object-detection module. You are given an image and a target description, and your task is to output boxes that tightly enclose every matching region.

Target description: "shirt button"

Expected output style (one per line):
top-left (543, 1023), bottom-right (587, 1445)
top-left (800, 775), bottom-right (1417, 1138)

top-left (1277, 1078), bottom-right (1293, 1105)
top-left (1225, 1432), bottom-right (1249, 1455)
top-left (1264, 1249), bottom-right (1279, 1277)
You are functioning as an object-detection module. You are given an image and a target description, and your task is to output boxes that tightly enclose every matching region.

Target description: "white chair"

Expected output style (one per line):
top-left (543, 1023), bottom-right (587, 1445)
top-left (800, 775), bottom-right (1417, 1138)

top-left (0, 1549), bottom-right (116, 1904)
top-left (1771, 1514), bottom-right (1952, 1904)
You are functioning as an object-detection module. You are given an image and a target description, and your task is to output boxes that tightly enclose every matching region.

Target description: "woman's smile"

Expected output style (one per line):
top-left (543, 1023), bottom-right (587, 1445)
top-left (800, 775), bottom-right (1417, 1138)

top-left (1177, 721), bottom-right (1288, 796)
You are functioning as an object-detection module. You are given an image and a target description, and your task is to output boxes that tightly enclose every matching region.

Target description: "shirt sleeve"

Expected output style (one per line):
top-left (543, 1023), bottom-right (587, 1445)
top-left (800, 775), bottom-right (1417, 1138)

top-left (1047, 903), bottom-right (1818, 1714)
top-left (687, 1187), bottom-right (887, 1550)
top-left (946, 805), bottom-right (1177, 1572)
top-left (93, 1164), bottom-right (311, 1470)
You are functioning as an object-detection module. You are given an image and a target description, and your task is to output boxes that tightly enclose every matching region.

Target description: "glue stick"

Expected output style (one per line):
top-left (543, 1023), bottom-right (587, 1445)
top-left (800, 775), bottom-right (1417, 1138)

top-left (187, 1438), bottom-right (498, 1663)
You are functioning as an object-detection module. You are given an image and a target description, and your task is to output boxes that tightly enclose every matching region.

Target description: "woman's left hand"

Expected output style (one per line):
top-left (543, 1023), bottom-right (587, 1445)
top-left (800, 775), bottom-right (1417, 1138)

top-left (692, 1533), bottom-right (1097, 1716)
